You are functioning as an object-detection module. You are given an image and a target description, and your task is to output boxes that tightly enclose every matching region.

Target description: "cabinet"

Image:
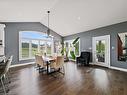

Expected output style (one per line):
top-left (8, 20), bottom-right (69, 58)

top-left (0, 24), bottom-right (5, 56)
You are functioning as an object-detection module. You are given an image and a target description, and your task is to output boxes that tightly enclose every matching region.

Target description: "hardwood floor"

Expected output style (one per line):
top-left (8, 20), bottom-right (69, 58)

top-left (7, 62), bottom-right (127, 95)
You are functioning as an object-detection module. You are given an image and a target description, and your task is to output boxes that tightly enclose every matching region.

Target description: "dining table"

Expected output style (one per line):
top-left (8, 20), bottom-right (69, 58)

top-left (43, 56), bottom-right (56, 74)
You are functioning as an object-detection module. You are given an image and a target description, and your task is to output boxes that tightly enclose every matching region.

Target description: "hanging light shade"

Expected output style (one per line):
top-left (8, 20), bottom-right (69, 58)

top-left (47, 11), bottom-right (50, 36)
top-left (46, 10), bottom-right (54, 38)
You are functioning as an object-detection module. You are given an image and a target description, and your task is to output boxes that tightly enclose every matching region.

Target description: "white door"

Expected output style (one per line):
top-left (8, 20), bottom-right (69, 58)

top-left (92, 35), bottom-right (110, 67)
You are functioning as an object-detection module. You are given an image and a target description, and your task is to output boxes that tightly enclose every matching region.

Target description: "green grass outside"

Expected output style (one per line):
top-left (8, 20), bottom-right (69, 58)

top-left (21, 48), bottom-right (29, 58)
top-left (21, 48), bottom-right (51, 58)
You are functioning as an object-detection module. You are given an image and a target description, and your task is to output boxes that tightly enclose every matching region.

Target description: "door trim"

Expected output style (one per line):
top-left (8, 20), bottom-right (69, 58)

top-left (92, 35), bottom-right (110, 68)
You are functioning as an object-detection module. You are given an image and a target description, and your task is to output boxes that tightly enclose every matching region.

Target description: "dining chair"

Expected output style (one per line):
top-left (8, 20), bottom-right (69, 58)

top-left (35, 55), bottom-right (40, 68)
top-left (35, 55), bottom-right (46, 73)
top-left (0, 56), bottom-right (6, 64)
top-left (0, 56), bottom-right (13, 95)
top-left (6, 56), bottom-right (13, 84)
top-left (51, 56), bottom-right (65, 75)
top-left (0, 56), bottom-right (13, 83)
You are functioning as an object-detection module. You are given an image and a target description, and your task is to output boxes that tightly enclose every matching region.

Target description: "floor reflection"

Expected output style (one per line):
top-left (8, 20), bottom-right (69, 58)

top-left (9, 63), bottom-right (127, 95)
top-left (93, 69), bottom-right (109, 90)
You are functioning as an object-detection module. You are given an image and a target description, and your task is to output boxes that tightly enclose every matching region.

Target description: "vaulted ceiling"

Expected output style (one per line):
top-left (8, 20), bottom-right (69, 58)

top-left (0, 0), bottom-right (127, 36)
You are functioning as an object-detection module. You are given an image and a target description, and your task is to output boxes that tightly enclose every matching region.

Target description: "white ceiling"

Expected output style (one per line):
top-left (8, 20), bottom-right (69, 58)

top-left (0, 0), bottom-right (59, 22)
top-left (0, 0), bottom-right (127, 36)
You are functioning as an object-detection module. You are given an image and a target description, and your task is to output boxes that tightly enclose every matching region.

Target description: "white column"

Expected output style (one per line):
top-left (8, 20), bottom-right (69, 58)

top-left (0, 24), bottom-right (5, 56)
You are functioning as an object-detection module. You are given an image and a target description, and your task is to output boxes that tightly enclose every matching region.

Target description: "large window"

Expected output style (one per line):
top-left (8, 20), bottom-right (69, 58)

top-left (19, 31), bottom-right (53, 60)
top-left (64, 39), bottom-right (80, 59)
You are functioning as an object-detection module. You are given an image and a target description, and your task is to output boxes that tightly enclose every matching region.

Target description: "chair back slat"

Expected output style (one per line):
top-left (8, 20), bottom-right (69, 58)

top-left (5, 56), bottom-right (13, 73)
top-left (35, 55), bottom-right (44, 67)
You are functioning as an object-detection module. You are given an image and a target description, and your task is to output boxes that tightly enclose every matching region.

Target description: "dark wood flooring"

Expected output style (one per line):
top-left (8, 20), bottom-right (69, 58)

top-left (7, 62), bottom-right (127, 95)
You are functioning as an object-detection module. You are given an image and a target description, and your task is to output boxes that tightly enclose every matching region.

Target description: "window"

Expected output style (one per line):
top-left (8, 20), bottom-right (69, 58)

top-left (21, 40), bottom-right (30, 58)
top-left (64, 39), bottom-right (80, 59)
top-left (75, 41), bottom-right (79, 56)
top-left (46, 41), bottom-right (52, 55)
top-left (40, 41), bottom-right (46, 55)
top-left (19, 31), bottom-right (53, 60)
top-left (54, 41), bottom-right (62, 55)
top-left (31, 40), bottom-right (39, 57)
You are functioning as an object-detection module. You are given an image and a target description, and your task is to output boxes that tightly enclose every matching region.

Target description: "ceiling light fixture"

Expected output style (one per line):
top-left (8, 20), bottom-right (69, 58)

top-left (47, 11), bottom-right (53, 38)
top-left (47, 11), bottom-right (50, 36)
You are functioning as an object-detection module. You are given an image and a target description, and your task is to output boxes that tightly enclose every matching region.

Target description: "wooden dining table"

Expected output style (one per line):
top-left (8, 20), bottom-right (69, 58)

top-left (43, 56), bottom-right (56, 74)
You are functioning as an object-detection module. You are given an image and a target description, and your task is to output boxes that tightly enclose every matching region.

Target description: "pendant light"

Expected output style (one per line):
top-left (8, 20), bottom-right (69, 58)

top-left (47, 11), bottom-right (50, 36)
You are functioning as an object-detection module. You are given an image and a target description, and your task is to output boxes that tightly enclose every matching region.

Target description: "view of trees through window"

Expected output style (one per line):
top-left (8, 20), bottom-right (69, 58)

top-left (19, 31), bottom-right (52, 60)
top-left (96, 40), bottom-right (105, 62)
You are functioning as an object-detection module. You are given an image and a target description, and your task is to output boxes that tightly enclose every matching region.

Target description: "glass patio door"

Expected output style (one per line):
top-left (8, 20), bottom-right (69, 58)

top-left (92, 35), bottom-right (110, 67)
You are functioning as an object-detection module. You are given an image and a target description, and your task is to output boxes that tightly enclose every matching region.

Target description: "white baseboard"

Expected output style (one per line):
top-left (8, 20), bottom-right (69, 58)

top-left (10, 62), bottom-right (35, 68)
top-left (110, 66), bottom-right (127, 72)
top-left (89, 63), bottom-right (94, 65)
top-left (10, 62), bottom-right (127, 72)
top-left (90, 63), bottom-right (127, 72)
top-left (91, 63), bottom-right (110, 68)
